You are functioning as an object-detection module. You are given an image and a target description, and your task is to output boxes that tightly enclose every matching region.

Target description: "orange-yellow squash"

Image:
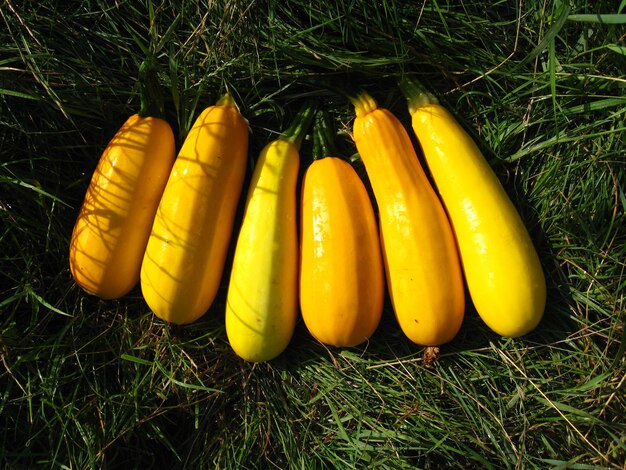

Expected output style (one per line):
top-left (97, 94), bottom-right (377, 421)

top-left (300, 156), bottom-right (384, 347)
top-left (401, 79), bottom-right (546, 337)
top-left (225, 106), bottom-right (314, 362)
top-left (351, 92), bottom-right (465, 346)
top-left (140, 94), bottom-right (248, 324)
top-left (69, 114), bottom-right (175, 299)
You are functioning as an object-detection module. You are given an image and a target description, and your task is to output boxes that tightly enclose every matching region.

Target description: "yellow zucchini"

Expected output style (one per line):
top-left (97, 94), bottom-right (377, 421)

top-left (69, 114), bottom-right (175, 299)
top-left (226, 105), bottom-right (314, 362)
top-left (351, 92), bottom-right (465, 346)
top-left (401, 78), bottom-right (546, 337)
top-left (140, 93), bottom-right (249, 324)
top-left (70, 58), bottom-right (175, 300)
top-left (300, 112), bottom-right (384, 347)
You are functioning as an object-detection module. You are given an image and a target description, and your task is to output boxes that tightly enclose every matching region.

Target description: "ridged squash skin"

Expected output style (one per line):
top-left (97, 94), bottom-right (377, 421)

top-left (405, 87), bottom-right (546, 337)
top-left (226, 138), bottom-right (300, 362)
top-left (300, 157), bottom-right (384, 347)
top-left (69, 114), bottom-right (175, 299)
top-left (352, 93), bottom-right (465, 346)
top-left (141, 96), bottom-right (248, 325)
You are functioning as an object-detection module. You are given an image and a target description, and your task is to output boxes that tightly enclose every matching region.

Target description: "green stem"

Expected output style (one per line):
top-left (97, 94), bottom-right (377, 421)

top-left (280, 102), bottom-right (316, 150)
top-left (398, 77), bottom-right (439, 115)
top-left (138, 54), bottom-right (165, 118)
top-left (216, 92), bottom-right (237, 108)
top-left (312, 110), bottom-right (338, 160)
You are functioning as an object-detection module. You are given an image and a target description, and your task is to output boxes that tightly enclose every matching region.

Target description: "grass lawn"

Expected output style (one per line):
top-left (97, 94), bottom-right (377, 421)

top-left (1, 0), bottom-right (624, 468)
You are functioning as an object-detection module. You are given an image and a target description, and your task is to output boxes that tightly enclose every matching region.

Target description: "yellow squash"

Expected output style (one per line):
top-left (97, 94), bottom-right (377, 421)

top-left (141, 94), bottom-right (249, 325)
top-left (401, 78), bottom-right (546, 337)
top-left (226, 106), bottom-right (314, 362)
top-left (69, 114), bottom-right (175, 299)
top-left (352, 92), bottom-right (465, 346)
top-left (300, 114), bottom-right (384, 347)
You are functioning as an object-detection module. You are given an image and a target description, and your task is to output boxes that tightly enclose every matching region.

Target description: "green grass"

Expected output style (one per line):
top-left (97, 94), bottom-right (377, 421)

top-left (1, 0), bottom-right (624, 468)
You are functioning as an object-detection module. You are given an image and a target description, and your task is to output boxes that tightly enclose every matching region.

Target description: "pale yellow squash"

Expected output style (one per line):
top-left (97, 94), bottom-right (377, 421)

top-left (401, 78), bottom-right (546, 337)
top-left (226, 106), bottom-right (313, 362)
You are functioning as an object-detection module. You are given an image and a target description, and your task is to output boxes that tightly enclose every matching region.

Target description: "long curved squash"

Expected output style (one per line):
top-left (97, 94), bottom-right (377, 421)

top-left (69, 114), bottom-right (175, 299)
top-left (401, 78), bottom-right (546, 337)
top-left (226, 105), bottom-right (314, 362)
top-left (141, 94), bottom-right (248, 325)
top-left (351, 92), bottom-right (465, 346)
top-left (300, 113), bottom-right (384, 347)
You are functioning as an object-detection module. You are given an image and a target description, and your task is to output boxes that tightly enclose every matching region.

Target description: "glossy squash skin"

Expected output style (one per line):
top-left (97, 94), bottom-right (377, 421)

top-left (300, 157), bottom-right (384, 347)
top-left (352, 93), bottom-right (465, 346)
top-left (140, 94), bottom-right (248, 325)
top-left (225, 107), bottom-right (313, 362)
top-left (402, 80), bottom-right (545, 337)
top-left (225, 138), bottom-right (300, 362)
top-left (69, 114), bottom-right (175, 299)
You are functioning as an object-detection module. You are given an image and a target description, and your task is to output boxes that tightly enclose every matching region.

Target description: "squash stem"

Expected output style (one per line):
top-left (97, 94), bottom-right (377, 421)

top-left (399, 77), bottom-right (439, 115)
top-left (280, 103), bottom-right (316, 150)
top-left (138, 54), bottom-right (165, 119)
top-left (350, 91), bottom-right (378, 118)
top-left (216, 92), bottom-right (236, 108)
top-left (312, 110), bottom-right (337, 160)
